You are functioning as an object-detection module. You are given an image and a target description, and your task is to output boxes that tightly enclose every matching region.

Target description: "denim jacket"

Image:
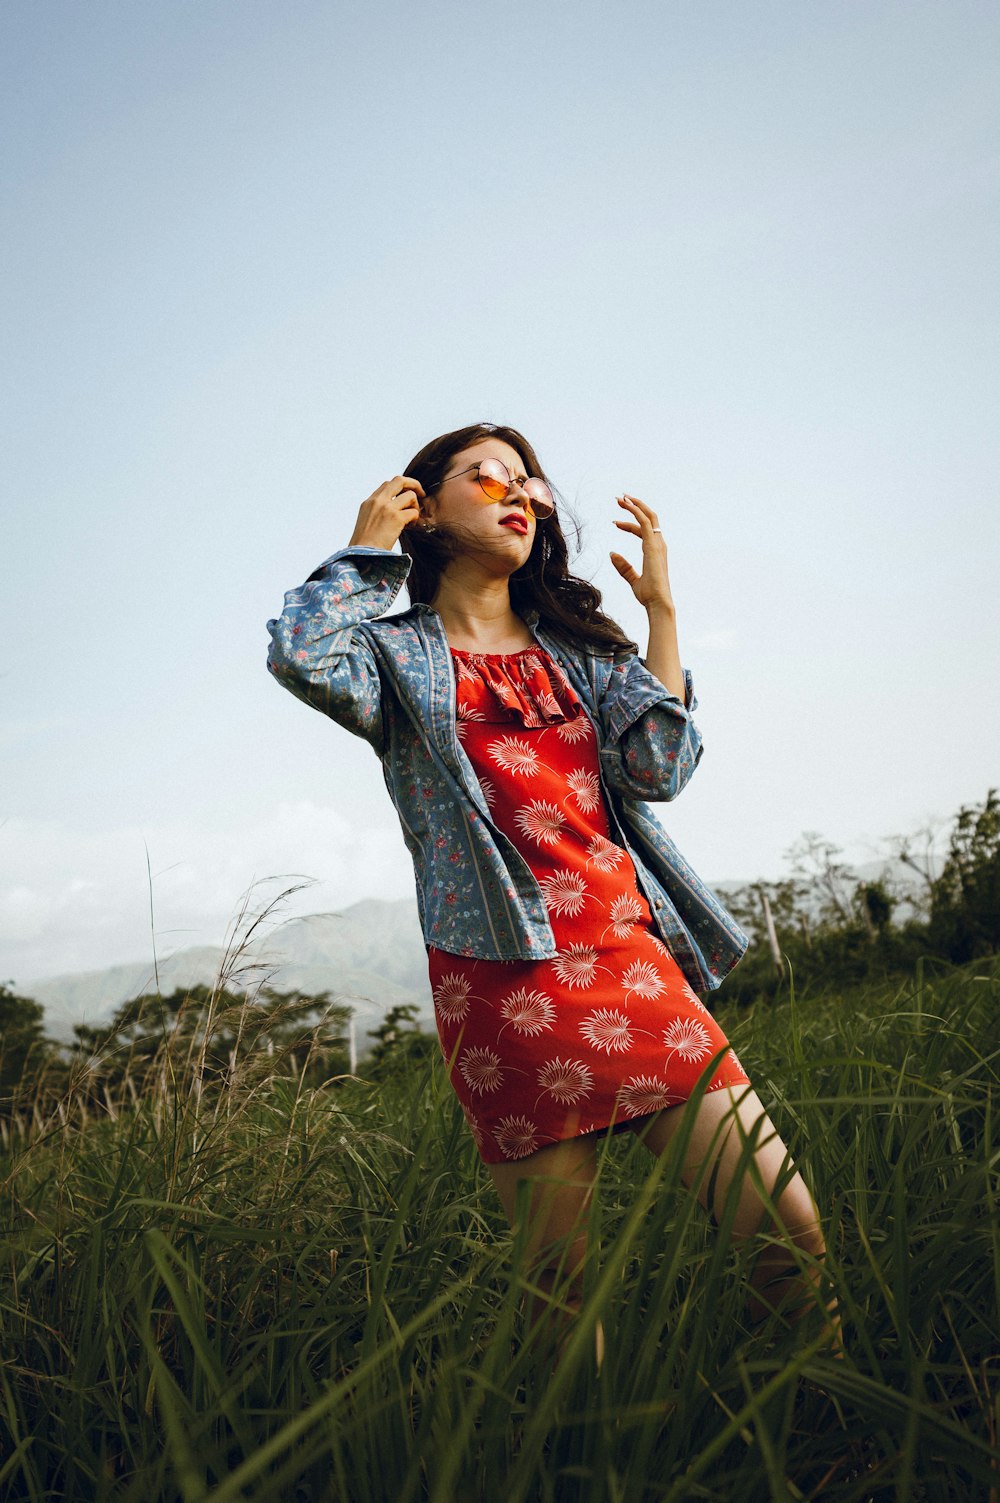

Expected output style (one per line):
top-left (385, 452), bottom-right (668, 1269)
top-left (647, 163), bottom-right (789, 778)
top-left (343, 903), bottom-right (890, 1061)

top-left (266, 547), bottom-right (748, 991)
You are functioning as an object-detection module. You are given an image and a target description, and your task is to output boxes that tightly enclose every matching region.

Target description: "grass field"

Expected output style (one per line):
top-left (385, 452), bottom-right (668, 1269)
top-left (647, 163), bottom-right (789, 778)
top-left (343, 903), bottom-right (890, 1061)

top-left (2, 955), bottom-right (998, 1501)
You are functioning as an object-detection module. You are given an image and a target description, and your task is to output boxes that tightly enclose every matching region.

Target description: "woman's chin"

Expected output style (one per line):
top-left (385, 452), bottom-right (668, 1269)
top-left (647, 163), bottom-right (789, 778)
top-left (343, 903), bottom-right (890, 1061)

top-left (461, 533), bottom-right (533, 570)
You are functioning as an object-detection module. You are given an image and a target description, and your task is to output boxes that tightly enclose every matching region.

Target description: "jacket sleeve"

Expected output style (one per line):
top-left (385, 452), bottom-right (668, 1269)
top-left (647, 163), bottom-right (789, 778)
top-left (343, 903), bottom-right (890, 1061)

top-left (595, 654), bottom-right (703, 802)
top-left (266, 546), bottom-right (411, 756)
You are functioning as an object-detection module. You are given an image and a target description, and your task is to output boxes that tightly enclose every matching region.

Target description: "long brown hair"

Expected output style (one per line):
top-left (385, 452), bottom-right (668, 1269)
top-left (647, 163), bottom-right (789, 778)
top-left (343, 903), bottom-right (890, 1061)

top-left (400, 423), bottom-right (637, 657)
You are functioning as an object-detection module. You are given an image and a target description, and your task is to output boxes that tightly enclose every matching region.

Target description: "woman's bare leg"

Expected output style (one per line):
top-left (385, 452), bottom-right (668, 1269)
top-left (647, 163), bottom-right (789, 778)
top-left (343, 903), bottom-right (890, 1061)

top-left (488, 1134), bottom-right (604, 1369)
top-left (629, 1085), bottom-right (837, 1334)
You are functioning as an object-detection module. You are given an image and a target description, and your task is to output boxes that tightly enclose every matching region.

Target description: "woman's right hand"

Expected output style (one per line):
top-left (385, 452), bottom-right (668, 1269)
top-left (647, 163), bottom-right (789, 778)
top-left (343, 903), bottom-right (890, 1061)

top-left (348, 475), bottom-right (426, 551)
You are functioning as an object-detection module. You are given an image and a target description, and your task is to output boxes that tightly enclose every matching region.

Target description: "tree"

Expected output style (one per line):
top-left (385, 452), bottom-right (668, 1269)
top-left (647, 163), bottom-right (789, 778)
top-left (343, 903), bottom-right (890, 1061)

top-left (928, 788), bottom-right (1000, 962)
top-left (880, 816), bottom-right (949, 923)
top-left (0, 982), bottom-right (55, 1101)
top-left (366, 1004), bottom-right (434, 1079)
top-left (70, 984), bottom-right (352, 1095)
top-left (856, 879), bottom-right (895, 942)
top-left (783, 833), bottom-right (858, 932)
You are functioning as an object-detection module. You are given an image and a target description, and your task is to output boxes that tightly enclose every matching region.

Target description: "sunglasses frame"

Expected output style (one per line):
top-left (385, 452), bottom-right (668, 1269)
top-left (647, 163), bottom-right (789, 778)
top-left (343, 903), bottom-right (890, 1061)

top-left (437, 458), bottom-right (556, 521)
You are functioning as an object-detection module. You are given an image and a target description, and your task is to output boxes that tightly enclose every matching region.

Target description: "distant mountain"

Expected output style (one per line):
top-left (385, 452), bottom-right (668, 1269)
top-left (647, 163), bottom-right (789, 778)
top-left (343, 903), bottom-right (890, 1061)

top-left (26, 898), bottom-right (433, 1045)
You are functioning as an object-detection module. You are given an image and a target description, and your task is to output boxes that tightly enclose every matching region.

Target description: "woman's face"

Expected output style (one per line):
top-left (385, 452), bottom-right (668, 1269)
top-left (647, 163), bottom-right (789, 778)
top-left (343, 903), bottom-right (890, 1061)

top-left (421, 437), bottom-right (537, 569)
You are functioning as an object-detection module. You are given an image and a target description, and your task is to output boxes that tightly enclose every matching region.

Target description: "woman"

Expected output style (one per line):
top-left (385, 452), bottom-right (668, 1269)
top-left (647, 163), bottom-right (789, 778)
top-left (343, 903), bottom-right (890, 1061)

top-left (267, 422), bottom-right (829, 1352)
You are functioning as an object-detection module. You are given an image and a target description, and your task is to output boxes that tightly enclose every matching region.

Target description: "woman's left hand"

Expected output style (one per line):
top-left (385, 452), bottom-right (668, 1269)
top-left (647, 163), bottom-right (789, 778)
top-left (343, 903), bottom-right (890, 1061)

top-left (609, 494), bottom-right (676, 613)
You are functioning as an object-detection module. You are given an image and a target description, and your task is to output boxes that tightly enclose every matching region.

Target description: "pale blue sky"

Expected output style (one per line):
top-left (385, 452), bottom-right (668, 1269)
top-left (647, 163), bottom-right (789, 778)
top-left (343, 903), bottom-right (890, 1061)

top-left (3, 0), bottom-right (997, 985)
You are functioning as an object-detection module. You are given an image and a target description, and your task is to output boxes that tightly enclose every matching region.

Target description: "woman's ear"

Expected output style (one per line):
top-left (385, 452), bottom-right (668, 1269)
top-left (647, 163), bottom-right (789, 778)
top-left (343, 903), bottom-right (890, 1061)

top-left (403, 505), bottom-right (437, 533)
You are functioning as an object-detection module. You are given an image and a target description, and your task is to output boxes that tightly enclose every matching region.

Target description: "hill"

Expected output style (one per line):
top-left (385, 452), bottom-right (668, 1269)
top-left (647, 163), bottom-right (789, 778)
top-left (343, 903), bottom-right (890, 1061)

top-left (24, 898), bottom-right (432, 1044)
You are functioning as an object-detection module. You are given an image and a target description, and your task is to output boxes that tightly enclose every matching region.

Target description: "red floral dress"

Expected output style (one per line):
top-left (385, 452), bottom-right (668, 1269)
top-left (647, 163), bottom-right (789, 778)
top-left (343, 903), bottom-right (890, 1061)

top-left (427, 646), bottom-right (750, 1164)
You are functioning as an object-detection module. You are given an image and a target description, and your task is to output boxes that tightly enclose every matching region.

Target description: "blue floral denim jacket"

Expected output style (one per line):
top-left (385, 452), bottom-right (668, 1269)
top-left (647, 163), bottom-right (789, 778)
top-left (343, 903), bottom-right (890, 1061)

top-left (266, 547), bottom-right (748, 991)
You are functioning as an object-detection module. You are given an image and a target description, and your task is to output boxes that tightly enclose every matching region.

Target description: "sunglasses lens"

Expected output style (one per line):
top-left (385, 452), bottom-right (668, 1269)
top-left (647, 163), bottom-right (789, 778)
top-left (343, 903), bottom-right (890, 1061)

top-left (524, 481), bottom-right (555, 520)
top-left (477, 459), bottom-right (510, 501)
top-left (475, 459), bottom-right (555, 519)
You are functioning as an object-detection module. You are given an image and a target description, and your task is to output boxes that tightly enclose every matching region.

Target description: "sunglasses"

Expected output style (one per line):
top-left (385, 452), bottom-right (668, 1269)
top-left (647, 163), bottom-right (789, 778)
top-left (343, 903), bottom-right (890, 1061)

top-left (441, 458), bottom-right (556, 520)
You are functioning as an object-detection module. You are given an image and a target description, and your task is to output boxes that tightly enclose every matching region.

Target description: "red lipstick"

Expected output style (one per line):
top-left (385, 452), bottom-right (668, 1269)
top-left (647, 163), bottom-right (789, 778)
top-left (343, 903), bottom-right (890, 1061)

top-left (500, 514), bottom-right (529, 535)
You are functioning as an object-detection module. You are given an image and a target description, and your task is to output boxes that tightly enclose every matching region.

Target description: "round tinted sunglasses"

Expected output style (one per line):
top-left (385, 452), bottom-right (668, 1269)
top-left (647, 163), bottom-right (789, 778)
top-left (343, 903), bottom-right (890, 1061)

top-left (441, 458), bottom-right (555, 520)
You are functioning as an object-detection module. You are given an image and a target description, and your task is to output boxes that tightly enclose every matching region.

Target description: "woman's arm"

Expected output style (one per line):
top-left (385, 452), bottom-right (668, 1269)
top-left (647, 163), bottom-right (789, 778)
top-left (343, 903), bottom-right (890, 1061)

top-left (599, 492), bottom-right (701, 799)
top-left (643, 602), bottom-right (687, 707)
top-left (595, 655), bottom-right (702, 802)
top-left (267, 548), bottom-right (408, 753)
top-left (266, 475), bottom-right (426, 754)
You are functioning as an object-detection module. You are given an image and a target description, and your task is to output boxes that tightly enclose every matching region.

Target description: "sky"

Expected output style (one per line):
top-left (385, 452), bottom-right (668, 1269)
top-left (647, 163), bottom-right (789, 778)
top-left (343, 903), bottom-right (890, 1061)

top-left (2, 0), bottom-right (997, 988)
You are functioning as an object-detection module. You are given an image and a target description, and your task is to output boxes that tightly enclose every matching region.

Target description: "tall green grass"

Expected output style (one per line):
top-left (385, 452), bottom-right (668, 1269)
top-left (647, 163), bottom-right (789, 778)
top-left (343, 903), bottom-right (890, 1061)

top-left (2, 954), bottom-right (998, 1500)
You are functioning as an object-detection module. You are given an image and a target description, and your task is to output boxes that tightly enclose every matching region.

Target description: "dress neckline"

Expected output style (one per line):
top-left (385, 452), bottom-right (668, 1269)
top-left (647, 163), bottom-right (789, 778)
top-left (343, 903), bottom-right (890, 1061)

top-left (449, 644), bottom-right (581, 728)
top-left (450, 645), bottom-right (538, 660)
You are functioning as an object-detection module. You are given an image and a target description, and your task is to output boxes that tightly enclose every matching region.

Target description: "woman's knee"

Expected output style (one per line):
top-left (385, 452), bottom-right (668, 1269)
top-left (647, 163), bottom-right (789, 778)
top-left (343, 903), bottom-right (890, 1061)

top-left (771, 1177), bottom-right (825, 1258)
top-left (749, 1194), bottom-right (830, 1326)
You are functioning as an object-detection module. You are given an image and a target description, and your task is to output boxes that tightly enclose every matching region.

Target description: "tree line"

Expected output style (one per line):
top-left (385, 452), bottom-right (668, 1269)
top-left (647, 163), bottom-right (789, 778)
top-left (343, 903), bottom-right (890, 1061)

top-left (0, 975), bottom-right (437, 1124)
top-left (717, 787), bottom-right (999, 1004)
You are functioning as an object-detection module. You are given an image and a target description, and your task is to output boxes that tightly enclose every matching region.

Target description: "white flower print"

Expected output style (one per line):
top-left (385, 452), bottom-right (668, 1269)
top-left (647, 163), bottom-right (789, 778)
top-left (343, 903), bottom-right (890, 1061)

top-left (622, 960), bottom-right (666, 1001)
top-left (535, 689), bottom-right (563, 720)
top-left (497, 680), bottom-right (522, 709)
top-left (495, 1115), bottom-right (540, 1159)
top-left (433, 972), bottom-right (472, 1024)
top-left (551, 944), bottom-right (600, 990)
top-left (616, 1075), bottom-right (676, 1118)
top-left (682, 985), bottom-right (712, 1016)
top-left (586, 834), bottom-right (624, 872)
top-left (514, 800), bottom-right (565, 847)
top-left (566, 767), bottom-right (601, 813)
top-left (603, 893), bottom-right (644, 941)
top-left (476, 776), bottom-right (497, 810)
top-left (556, 713), bottom-right (590, 744)
top-left (454, 657), bottom-right (481, 683)
top-left (465, 1110), bottom-right (489, 1151)
top-left (662, 1017), bottom-right (713, 1063)
top-left (539, 870), bottom-right (589, 918)
top-left (499, 988), bottom-right (556, 1037)
top-left (460, 1046), bottom-right (505, 1094)
top-left (489, 736), bottom-right (540, 776)
top-left (536, 1057), bottom-right (594, 1105)
top-left (456, 702), bottom-right (485, 741)
top-left (580, 1008), bottom-right (634, 1054)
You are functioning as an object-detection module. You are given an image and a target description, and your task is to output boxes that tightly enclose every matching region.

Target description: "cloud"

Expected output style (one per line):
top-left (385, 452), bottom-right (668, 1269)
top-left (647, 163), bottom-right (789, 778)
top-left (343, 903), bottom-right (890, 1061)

top-left (0, 802), bottom-right (414, 987)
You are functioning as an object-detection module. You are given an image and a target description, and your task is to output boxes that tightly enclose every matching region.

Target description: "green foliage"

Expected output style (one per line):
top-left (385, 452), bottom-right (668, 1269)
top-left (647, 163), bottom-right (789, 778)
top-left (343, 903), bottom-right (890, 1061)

top-left (928, 786), bottom-right (1000, 962)
top-left (1, 957), bottom-right (998, 1500)
top-left (857, 877), bottom-right (895, 933)
top-left (719, 788), bottom-right (1000, 1007)
top-left (68, 984), bottom-right (352, 1097)
top-left (365, 1003), bottom-right (436, 1081)
top-left (0, 981), bottom-right (59, 1106)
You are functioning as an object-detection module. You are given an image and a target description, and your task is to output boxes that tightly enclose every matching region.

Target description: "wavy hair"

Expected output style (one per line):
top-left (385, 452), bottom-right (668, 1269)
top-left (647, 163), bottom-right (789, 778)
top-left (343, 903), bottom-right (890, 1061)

top-left (399, 423), bottom-right (637, 658)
